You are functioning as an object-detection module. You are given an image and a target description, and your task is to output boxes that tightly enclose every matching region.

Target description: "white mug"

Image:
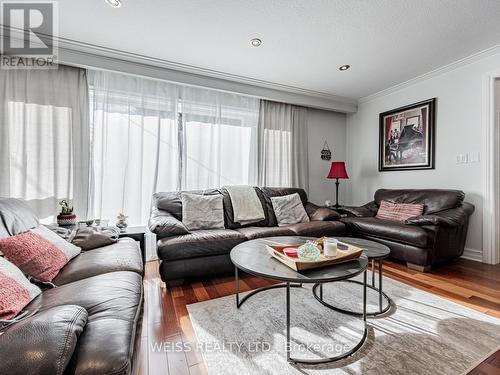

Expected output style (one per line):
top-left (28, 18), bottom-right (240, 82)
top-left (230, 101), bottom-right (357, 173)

top-left (324, 238), bottom-right (338, 258)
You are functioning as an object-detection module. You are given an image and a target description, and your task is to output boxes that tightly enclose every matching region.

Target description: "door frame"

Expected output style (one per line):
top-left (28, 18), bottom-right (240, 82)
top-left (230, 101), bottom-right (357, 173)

top-left (482, 69), bottom-right (500, 264)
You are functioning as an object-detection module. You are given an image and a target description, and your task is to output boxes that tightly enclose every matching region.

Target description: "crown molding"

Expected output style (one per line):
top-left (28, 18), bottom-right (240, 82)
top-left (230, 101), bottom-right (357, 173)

top-left (1, 26), bottom-right (357, 112)
top-left (358, 43), bottom-right (500, 104)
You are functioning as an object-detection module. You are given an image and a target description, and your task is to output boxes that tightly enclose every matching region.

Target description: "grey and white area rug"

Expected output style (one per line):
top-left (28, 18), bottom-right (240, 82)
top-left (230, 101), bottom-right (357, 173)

top-left (187, 273), bottom-right (500, 375)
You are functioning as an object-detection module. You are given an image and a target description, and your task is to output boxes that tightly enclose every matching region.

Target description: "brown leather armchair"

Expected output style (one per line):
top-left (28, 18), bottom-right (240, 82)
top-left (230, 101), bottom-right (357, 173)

top-left (340, 189), bottom-right (475, 271)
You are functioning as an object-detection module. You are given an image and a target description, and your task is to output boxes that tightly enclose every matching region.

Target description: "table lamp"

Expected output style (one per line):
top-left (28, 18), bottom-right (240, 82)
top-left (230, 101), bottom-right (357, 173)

top-left (327, 161), bottom-right (349, 209)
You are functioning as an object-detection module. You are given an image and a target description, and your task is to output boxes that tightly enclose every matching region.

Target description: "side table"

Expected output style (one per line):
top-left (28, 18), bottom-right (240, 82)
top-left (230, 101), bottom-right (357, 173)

top-left (118, 226), bottom-right (147, 265)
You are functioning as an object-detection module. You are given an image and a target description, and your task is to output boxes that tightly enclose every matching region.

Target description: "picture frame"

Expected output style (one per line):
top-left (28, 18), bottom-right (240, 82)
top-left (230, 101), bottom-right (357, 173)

top-left (379, 98), bottom-right (436, 171)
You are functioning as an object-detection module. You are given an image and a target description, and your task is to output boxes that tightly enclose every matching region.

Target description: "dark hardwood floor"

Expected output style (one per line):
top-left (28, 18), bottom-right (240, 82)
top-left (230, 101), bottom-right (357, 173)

top-left (135, 258), bottom-right (500, 375)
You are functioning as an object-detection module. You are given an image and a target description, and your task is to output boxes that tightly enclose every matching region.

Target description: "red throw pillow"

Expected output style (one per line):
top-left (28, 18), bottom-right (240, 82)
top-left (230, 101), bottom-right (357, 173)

top-left (0, 232), bottom-right (69, 282)
top-left (376, 200), bottom-right (424, 222)
top-left (0, 257), bottom-right (41, 320)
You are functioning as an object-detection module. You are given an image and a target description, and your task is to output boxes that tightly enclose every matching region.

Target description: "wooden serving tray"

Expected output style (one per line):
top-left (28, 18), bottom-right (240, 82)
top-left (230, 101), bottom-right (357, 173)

top-left (266, 239), bottom-right (363, 271)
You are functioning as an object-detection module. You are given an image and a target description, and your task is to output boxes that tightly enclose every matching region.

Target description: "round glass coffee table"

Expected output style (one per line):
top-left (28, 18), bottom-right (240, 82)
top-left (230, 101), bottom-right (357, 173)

top-left (313, 237), bottom-right (391, 317)
top-left (230, 236), bottom-right (369, 365)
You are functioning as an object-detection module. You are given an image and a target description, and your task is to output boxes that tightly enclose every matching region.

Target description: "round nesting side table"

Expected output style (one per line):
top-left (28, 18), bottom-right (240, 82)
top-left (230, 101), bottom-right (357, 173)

top-left (230, 236), bottom-right (369, 365)
top-left (312, 237), bottom-right (391, 317)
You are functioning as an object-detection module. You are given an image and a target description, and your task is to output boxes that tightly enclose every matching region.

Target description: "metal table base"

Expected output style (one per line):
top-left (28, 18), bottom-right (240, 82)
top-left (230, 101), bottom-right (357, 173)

top-left (312, 259), bottom-right (391, 317)
top-left (234, 267), bottom-right (368, 364)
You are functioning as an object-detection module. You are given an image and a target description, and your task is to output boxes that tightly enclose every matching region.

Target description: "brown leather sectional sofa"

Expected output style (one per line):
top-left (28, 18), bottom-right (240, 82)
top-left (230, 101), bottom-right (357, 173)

top-left (149, 187), bottom-right (345, 282)
top-left (150, 187), bottom-right (475, 281)
top-left (340, 189), bottom-right (475, 271)
top-left (0, 199), bottom-right (143, 375)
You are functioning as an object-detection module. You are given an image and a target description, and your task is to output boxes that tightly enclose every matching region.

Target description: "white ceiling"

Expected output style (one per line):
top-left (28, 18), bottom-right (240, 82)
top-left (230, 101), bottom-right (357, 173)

top-left (58, 0), bottom-right (500, 100)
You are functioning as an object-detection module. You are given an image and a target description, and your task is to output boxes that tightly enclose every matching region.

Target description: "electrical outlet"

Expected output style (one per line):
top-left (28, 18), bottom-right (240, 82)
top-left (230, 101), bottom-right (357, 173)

top-left (456, 154), bottom-right (467, 164)
top-left (457, 152), bottom-right (480, 164)
top-left (470, 152), bottom-right (480, 163)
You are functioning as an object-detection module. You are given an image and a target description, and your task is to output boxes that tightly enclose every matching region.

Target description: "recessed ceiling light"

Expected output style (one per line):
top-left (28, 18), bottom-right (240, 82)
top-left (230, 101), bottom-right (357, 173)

top-left (339, 64), bottom-right (350, 71)
top-left (250, 38), bottom-right (262, 47)
top-left (106, 0), bottom-right (122, 8)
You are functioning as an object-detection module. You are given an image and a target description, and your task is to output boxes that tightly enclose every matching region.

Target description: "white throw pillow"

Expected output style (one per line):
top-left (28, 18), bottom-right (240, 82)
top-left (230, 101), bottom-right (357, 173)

top-left (271, 193), bottom-right (310, 227)
top-left (30, 225), bottom-right (81, 260)
top-left (182, 193), bottom-right (225, 231)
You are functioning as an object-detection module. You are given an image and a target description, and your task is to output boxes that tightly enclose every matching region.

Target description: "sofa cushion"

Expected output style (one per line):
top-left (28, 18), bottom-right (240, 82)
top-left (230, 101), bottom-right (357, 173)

top-left (287, 221), bottom-right (346, 237)
top-left (0, 231), bottom-right (69, 282)
top-left (157, 229), bottom-right (246, 261)
top-left (53, 238), bottom-right (143, 286)
top-left (235, 226), bottom-right (295, 240)
top-left (182, 193), bottom-right (225, 231)
top-left (271, 193), bottom-right (310, 227)
top-left (260, 187), bottom-right (309, 226)
top-left (0, 198), bottom-right (39, 238)
top-left (25, 271), bottom-right (142, 375)
top-left (341, 217), bottom-right (432, 248)
top-left (376, 200), bottom-right (424, 222)
top-left (0, 305), bottom-right (88, 375)
top-left (0, 256), bottom-right (41, 320)
top-left (374, 189), bottom-right (465, 215)
top-left (32, 225), bottom-right (81, 260)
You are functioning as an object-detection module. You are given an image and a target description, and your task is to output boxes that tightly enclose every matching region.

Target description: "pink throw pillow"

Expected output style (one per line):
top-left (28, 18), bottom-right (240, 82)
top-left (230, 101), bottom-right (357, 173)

top-left (0, 257), bottom-right (41, 320)
top-left (376, 200), bottom-right (424, 222)
top-left (0, 232), bottom-right (69, 282)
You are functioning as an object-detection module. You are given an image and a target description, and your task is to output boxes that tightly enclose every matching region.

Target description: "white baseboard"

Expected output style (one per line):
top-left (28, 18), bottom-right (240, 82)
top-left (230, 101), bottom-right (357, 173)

top-left (461, 247), bottom-right (483, 262)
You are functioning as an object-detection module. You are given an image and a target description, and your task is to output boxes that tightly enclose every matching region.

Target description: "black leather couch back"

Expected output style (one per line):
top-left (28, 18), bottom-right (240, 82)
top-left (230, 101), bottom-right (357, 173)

top-left (374, 189), bottom-right (465, 214)
top-left (151, 187), bottom-right (309, 228)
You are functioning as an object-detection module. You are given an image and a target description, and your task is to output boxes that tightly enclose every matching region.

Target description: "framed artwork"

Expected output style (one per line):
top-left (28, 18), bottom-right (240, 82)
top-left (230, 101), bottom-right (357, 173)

top-left (379, 98), bottom-right (436, 171)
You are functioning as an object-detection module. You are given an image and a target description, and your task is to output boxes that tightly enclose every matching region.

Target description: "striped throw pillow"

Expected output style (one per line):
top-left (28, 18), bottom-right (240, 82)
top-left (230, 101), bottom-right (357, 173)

top-left (376, 200), bottom-right (424, 222)
top-left (0, 231), bottom-right (69, 282)
top-left (0, 257), bottom-right (41, 320)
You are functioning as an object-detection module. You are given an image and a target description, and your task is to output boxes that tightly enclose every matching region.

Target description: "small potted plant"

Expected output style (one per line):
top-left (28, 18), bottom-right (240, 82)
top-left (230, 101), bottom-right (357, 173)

top-left (116, 212), bottom-right (128, 231)
top-left (57, 199), bottom-right (76, 226)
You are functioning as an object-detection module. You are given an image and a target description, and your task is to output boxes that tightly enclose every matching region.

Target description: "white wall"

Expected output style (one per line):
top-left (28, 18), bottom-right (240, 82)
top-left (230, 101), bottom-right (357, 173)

top-left (307, 109), bottom-right (348, 206)
top-left (346, 50), bottom-right (500, 258)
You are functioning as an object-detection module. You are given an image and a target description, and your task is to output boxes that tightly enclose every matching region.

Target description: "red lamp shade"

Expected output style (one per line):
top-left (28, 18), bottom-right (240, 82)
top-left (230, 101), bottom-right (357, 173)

top-left (327, 162), bottom-right (349, 179)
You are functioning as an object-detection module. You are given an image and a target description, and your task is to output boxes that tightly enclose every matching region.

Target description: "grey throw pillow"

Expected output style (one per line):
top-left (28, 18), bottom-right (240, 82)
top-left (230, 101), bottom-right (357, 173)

top-left (71, 227), bottom-right (120, 250)
top-left (182, 193), bottom-right (225, 231)
top-left (271, 193), bottom-right (310, 227)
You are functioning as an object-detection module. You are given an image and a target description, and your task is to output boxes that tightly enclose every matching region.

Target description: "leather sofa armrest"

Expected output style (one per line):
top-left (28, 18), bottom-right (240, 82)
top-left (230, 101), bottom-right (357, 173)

top-left (405, 215), bottom-right (456, 227)
top-left (0, 305), bottom-right (88, 375)
top-left (71, 226), bottom-right (120, 250)
top-left (341, 202), bottom-right (377, 218)
top-left (148, 207), bottom-right (189, 239)
top-left (405, 203), bottom-right (474, 227)
top-left (304, 202), bottom-right (341, 221)
top-left (310, 207), bottom-right (341, 221)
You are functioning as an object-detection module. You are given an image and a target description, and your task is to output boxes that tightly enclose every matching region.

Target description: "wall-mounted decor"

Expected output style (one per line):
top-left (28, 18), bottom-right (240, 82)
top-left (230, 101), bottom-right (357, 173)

top-left (379, 98), bottom-right (436, 171)
top-left (321, 141), bottom-right (332, 160)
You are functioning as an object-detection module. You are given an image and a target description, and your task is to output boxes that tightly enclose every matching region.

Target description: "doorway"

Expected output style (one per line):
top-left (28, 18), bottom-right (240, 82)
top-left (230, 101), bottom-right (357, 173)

top-left (482, 74), bottom-right (500, 265)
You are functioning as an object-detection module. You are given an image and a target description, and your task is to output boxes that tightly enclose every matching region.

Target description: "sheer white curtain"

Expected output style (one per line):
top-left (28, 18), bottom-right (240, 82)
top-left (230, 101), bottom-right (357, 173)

top-left (258, 100), bottom-right (309, 191)
top-left (88, 70), bottom-right (179, 225)
top-left (0, 66), bottom-right (89, 222)
top-left (181, 86), bottom-right (260, 190)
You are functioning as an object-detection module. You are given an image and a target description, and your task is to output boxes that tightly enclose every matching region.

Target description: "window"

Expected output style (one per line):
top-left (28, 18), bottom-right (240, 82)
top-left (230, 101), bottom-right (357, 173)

top-left (88, 71), bottom-right (260, 224)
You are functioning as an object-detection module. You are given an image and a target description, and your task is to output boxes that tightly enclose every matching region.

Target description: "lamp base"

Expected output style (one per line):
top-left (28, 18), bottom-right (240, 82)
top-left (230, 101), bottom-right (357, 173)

top-left (334, 179), bottom-right (340, 209)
